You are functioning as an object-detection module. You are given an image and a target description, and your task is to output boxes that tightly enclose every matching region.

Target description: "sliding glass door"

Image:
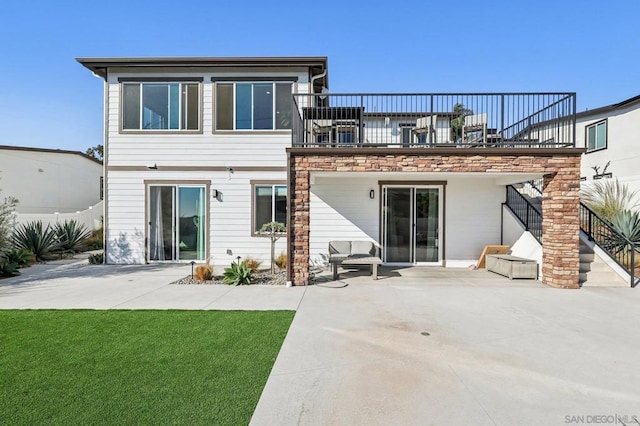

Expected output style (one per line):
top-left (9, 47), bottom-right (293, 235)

top-left (383, 186), bottom-right (441, 265)
top-left (148, 185), bottom-right (206, 261)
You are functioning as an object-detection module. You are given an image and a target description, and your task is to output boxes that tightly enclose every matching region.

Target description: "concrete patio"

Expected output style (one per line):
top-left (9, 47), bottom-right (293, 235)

top-left (0, 259), bottom-right (304, 310)
top-left (1, 261), bottom-right (639, 425)
top-left (251, 266), bottom-right (640, 425)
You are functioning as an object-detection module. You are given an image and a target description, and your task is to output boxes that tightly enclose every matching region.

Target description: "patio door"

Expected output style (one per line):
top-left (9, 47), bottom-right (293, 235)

top-left (148, 185), bottom-right (206, 261)
top-left (382, 186), bottom-right (442, 265)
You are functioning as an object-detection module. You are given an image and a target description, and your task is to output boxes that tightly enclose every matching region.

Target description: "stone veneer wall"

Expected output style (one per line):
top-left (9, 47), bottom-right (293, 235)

top-left (288, 151), bottom-right (583, 289)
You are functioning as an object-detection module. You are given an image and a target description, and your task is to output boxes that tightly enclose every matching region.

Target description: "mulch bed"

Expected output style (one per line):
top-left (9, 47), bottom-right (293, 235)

top-left (171, 270), bottom-right (287, 286)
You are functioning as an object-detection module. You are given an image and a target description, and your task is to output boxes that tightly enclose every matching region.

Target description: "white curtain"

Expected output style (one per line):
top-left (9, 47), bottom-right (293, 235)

top-left (150, 187), bottom-right (165, 260)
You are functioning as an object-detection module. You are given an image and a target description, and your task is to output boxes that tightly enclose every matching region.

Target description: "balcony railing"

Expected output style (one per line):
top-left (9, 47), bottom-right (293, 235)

top-left (292, 93), bottom-right (576, 148)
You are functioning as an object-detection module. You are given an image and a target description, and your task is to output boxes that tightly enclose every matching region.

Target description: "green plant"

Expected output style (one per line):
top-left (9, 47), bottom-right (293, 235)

top-left (194, 264), bottom-right (214, 281)
top-left (275, 252), bottom-right (287, 270)
top-left (223, 261), bottom-right (253, 285)
top-left (85, 227), bottom-right (104, 250)
top-left (581, 178), bottom-right (640, 222)
top-left (450, 103), bottom-right (473, 142)
top-left (243, 257), bottom-right (262, 272)
top-left (603, 210), bottom-right (640, 260)
top-left (2, 248), bottom-right (34, 268)
top-left (0, 180), bottom-right (18, 253)
top-left (13, 221), bottom-right (61, 262)
top-left (88, 252), bottom-right (104, 264)
top-left (55, 220), bottom-right (92, 252)
top-left (0, 257), bottom-right (20, 277)
top-left (256, 222), bottom-right (286, 273)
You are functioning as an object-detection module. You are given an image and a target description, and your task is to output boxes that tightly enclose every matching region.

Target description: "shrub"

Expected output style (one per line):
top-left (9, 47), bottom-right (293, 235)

top-left (2, 248), bottom-right (34, 268)
top-left (581, 179), bottom-right (640, 222)
top-left (85, 227), bottom-right (104, 250)
top-left (275, 252), bottom-right (287, 270)
top-left (13, 221), bottom-right (61, 262)
top-left (223, 261), bottom-right (253, 286)
top-left (194, 264), bottom-right (214, 281)
top-left (0, 259), bottom-right (19, 277)
top-left (0, 182), bottom-right (18, 253)
top-left (55, 220), bottom-right (92, 252)
top-left (243, 257), bottom-right (262, 273)
top-left (88, 252), bottom-right (104, 264)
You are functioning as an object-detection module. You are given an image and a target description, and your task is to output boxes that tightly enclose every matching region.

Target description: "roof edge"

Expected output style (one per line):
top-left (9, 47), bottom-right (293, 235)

top-left (0, 145), bottom-right (103, 165)
top-left (76, 56), bottom-right (329, 80)
top-left (576, 94), bottom-right (640, 118)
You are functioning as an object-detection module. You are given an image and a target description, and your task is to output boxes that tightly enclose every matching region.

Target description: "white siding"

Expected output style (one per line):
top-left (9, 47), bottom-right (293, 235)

top-left (106, 170), bottom-right (286, 266)
top-left (309, 174), bottom-right (505, 266)
top-left (0, 149), bottom-right (102, 213)
top-left (106, 71), bottom-right (311, 168)
top-left (103, 65), bottom-right (313, 265)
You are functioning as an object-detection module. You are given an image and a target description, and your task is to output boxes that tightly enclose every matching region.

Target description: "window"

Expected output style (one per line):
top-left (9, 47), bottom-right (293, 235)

top-left (122, 82), bottom-right (199, 130)
top-left (253, 184), bottom-right (287, 233)
top-left (216, 82), bottom-right (292, 130)
top-left (148, 185), bottom-right (207, 261)
top-left (586, 120), bottom-right (607, 152)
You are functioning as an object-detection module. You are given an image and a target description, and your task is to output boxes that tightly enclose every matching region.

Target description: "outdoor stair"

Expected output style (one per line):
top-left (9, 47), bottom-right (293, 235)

top-left (579, 238), bottom-right (627, 287)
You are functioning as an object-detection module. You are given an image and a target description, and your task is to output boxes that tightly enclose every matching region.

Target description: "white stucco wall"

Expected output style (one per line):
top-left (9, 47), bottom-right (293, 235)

top-left (309, 173), bottom-right (507, 267)
top-left (576, 100), bottom-right (640, 194)
top-left (0, 148), bottom-right (103, 213)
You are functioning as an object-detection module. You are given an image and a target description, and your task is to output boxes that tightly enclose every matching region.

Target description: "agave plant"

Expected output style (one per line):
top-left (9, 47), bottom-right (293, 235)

top-left (223, 261), bottom-right (253, 286)
top-left (13, 221), bottom-right (61, 261)
top-left (0, 256), bottom-right (20, 277)
top-left (2, 248), bottom-right (35, 267)
top-left (600, 210), bottom-right (640, 266)
top-left (54, 220), bottom-right (92, 252)
top-left (581, 179), bottom-right (640, 222)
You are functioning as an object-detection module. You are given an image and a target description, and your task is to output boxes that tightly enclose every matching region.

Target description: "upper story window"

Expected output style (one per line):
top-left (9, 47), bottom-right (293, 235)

top-left (216, 82), bottom-right (292, 131)
top-left (122, 82), bottom-right (200, 131)
top-left (586, 119), bottom-right (607, 152)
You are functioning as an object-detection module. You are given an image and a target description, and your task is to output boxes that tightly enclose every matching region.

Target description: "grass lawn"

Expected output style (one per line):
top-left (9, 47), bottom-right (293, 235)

top-left (0, 310), bottom-right (294, 425)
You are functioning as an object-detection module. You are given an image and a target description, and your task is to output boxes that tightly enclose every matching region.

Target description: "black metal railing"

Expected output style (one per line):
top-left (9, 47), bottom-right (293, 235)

top-left (292, 93), bottom-right (576, 148)
top-left (527, 178), bottom-right (544, 195)
top-left (580, 202), bottom-right (638, 287)
top-left (505, 185), bottom-right (543, 243)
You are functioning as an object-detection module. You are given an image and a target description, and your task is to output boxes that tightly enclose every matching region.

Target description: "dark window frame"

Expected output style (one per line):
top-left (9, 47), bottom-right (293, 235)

top-left (585, 119), bottom-right (607, 153)
top-left (250, 181), bottom-right (287, 236)
top-left (120, 81), bottom-right (202, 132)
top-left (214, 81), bottom-right (294, 131)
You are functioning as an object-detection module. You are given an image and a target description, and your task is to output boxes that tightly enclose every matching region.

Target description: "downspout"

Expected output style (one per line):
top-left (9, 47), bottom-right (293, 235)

top-left (309, 69), bottom-right (327, 94)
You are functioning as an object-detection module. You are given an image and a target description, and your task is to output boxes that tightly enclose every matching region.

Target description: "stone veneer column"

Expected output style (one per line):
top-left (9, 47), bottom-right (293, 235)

top-left (291, 159), bottom-right (310, 286)
top-left (541, 157), bottom-right (581, 289)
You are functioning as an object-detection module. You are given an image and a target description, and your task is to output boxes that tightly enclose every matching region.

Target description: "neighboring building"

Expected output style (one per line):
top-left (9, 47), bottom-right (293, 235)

top-left (78, 57), bottom-right (584, 289)
top-left (0, 145), bottom-right (103, 213)
top-left (575, 94), bottom-right (640, 192)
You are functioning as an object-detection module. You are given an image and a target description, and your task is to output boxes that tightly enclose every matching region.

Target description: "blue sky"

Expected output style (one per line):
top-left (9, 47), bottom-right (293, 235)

top-left (0, 0), bottom-right (638, 152)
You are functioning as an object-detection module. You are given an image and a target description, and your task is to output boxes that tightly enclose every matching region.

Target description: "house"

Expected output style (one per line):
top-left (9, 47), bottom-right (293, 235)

top-left (575, 94), bottom-right (640, 192)
top-left (78, 57), bottom-right (584, 289)
top-left (0, 145), bottom-right (103, 213)
top-left (77, 57), bottom-right (327, 265)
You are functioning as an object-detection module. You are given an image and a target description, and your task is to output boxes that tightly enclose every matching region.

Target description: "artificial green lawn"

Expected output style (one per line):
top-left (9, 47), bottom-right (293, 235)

top-left (0, 310), bottom-right (294, 425)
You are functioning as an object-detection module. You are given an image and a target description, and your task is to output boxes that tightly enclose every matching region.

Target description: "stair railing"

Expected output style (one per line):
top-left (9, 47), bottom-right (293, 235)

top-left (505, 185), bottom-right (543, 243)
top-left (580, 202), bottom-right (638, 287)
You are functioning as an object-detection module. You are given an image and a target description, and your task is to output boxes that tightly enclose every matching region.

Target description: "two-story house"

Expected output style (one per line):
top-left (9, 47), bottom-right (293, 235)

top-left (77, 57), bottom-right (327, 265)
top-left (79, 57), bottom-right (585, 288)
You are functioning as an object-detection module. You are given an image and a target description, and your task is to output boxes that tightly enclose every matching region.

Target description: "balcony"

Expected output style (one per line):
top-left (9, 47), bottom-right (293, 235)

top-left (292, 93), bottom-right (576, 148)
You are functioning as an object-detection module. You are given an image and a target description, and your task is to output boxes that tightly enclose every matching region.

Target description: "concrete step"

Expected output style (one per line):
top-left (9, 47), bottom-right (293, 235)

top-left (581, 270), bottom-right (627, 286)
top-left (580, 253), bottom-right (594, 263)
